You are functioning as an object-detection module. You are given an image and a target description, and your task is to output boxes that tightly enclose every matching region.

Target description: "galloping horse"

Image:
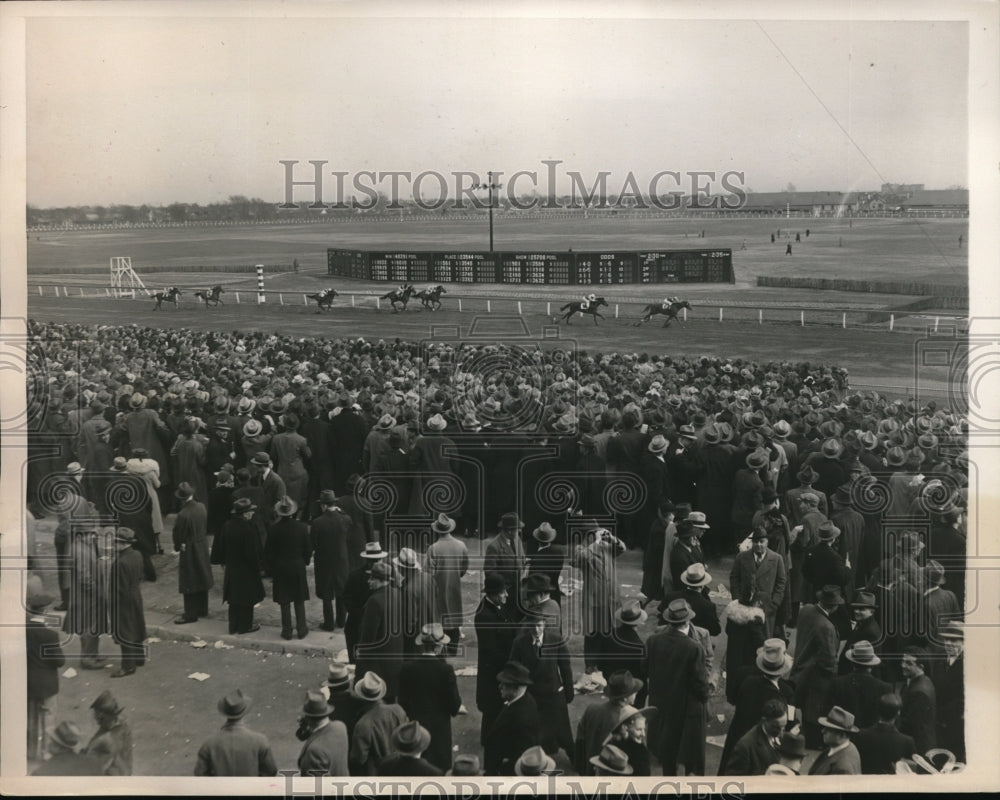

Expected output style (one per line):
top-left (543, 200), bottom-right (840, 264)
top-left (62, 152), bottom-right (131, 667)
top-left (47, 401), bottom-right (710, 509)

top-left (635, 298), bottom-right (692, 328)
top-left (194, 285), bottom-right (225, 307)
top-left (152, 287), bottom-right (182, 310)
top-left (379, 284), bottom-right (415, 313)
top-left (308, 288), bottom-right (339, 312)
top-left (415, 285), bottom-right (447, 311)
top-left (559, 295), bottom-right (609, 325)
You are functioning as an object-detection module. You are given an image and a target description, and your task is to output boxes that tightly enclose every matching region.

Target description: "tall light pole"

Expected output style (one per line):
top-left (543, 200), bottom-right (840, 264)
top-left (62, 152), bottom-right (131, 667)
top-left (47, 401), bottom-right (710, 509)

top-left (477, 171), bottom-right (502, 252)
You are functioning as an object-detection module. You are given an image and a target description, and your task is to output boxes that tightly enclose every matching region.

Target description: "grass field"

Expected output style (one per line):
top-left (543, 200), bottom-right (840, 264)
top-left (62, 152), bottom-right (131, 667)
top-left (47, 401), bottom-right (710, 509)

top-left (27, 215), bottom-right (969, 289)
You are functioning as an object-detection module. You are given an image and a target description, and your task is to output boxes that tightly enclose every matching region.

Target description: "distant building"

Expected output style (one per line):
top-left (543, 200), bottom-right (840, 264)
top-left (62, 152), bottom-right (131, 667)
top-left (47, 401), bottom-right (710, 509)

top-left (898, 189), bottom-right (968, 210)
top-left (713, 191), bottom-right (862, 215)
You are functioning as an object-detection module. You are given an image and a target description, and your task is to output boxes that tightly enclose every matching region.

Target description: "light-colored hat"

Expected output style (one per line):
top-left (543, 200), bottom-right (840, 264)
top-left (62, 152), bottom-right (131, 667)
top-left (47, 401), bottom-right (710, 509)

top-left (361, 542), bottom-right (389, 559)
top-left (681, 562), bottom-right (713, 588)
top-left (432, 513), bottom-right (456, 534)
top-left (756, 638), bottom-right (793, 676)
top-left (845, 640), bottom-right (882, 667)
top-left (426, 414), bottom-right (447, 431)
top-left (242, 419), bottom-right (263, 437)
top-left (415, 622), bottom-right (451, 649)
top-left (393, 547), bottom-right (422, 571)
top-left (515, 745), bottom-right (557, 776)
top-left (648, 434), bottom-right (669, 454)
top-left (589, 743), bottom-right (633, 775)
top-left (532, 522), bottom-right (557, 543)
top-left (352, 671), bottom-right (387, 701)
top-left (818, 705), bottom-right (860, 733)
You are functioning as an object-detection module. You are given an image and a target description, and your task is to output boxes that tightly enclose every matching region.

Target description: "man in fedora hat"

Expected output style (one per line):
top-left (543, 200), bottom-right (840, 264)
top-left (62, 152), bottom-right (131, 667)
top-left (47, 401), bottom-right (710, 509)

top-left (397, 623), bottom-right (463, 772)
top-left (85, 690), bottom-right (133, 776)
top-left (526, 521), bottom-right (566, 609)
top-left (107, 528), bottom-right (147, 678)
top-left (790, 585), bottom-right (844, 748)
top-left (606, 409), bottom-right (647, 548)
top-left (723, 697), bottom-right (789, 776)
top-left (663, 562), bottom-right (721, 639)
top-left (519, 572), bottom-right (562, 635)
top-left (764, 731), bottom-right (807, 775)
top-left (123, 389), bottom-right (172, 488)
top-left (62, 519), bottom-right (110, 670)
top-left (350, 671), bottom-right (408, 776)
top-left (784, 466), bottom-right (828, 527)
top-left (572, 526), bottom-right (627, 674)
top-left (574, 669), bottom-right (643, 774)
top-left (295, 690), bottom-right (349, 777)
top-left (808, 705), bottom-right (862, 774)
top-left (483, 662), bottom-right (540, 775)
top-left (643, 499), bottom-right (675, 603)
top-left (508, 613), bottom-right (575, 761)
top-left (854, 693), bottom-right (916, 774)
top-left (249, 451), bottom-right (287, 528)
top-left (514, 744), bottom-right (557, 776)
top-left (338, 474), bottom-right (374, 573)
top-left (395, 547), bottom-right (438, 656)
top-left (194, 690), bottom-right (278, 776)
top-left (598, 604), bottom-right (649, 705)
top-left (720, 638), bottom-right (795, 770)
top-left (26, 576), bottom-right (64, 761)
top-left (211, 497), bottom-right (265, 634)
top-left (447, 753), bottom-right (483, 776)
top-left (377, 721), bottom-right (442, 776)
top-left (342, 541), bottom-right (389, 663)
top-left (644, 598), bottom-right (710, 775)
top-left (484, 513), bottom-right (527, 617)
top-left (803, 521), bottom-right (852, 639)
top-left (693, 423), bottom-right (736, 559)
top-left (590, 743), bottom-right (634, 776)
top-left (321, 663), bottom-right (363, 740)
top-left (172, 481), bottom-right (213, 624)
top-left (362, 413), bottom-right (396, 474)
top-left (32, 720), bottom-right (104, 776)
top-left (355, 561), bottom-right (406, 702)
top-left (921, 559), bottom-right (960, 648)
top-left (934, 621), bottom-right (965, 760)
top-left (265, 497), bottom-right (313, 640)
top-left (829, 640), bottom-right (891, 729)
top-left (837, 591), bottom-right (883, 676)
top-left (804, 437), bottom-right (849, 498)
top-left (788, 490), bottom-right (828, 625)
top-left (310, 489), bottom-right (353, 631)
top-left (730, 524), bottom-right (787, 638)
top-left (668, 512), bottom-right (708, 590)
top-left (830, 481), bottom-right (866, 582)
top-left (731, 449), bottom-right (769, 550)
top-left (637, 434), bottom-right (670, 550)
top-left (425, 513), bottom-right (469, 654)
top-left (899, 646), bottom-right (937, 754)
top-left (474, 573), bottom-right (516, 745)
top-left (407, 413), bottom-right (456, 516)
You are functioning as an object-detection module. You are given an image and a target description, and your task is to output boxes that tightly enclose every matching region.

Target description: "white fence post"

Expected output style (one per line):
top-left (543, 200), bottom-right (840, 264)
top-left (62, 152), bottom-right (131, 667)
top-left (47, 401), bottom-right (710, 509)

top-left (459, 298), bottom-right (463, 313)
top-left (890, 314), bottom-right (895, 332)
top-left (235, 292), bottom-right (240, 304)
top-left (351, 295), bottom-right (355, 308)
top-left (758, 309), bottom-right (763, 324)
top-left (800, 311), bottom-right (805, 326)
top-left (683, 308), bottom-right (687, 322)
top-left (517, 301), bottom-right (522, 316)
top-left (303, 294), bottom-right (307, 305)
top-left (546, 301), bottom-right (550, 316)
top-left (376, 297), bottom-right (381, 311)
top-left (38, 286), bottom-right (43, 296)
top-left (719, 307), bottom-right (723, 322)
top-left (80, 288), bottom-right (84, 297)
top-left (62, 286), bottom-right (67, 297)
top-left (615, 304), bottom-right (620, 319)
top-left (279, 293), bottom-right (284, 305)
top-left (934, 316), bottom-right (940, 333)
top-left (487, 299), bottom-right (492, 314)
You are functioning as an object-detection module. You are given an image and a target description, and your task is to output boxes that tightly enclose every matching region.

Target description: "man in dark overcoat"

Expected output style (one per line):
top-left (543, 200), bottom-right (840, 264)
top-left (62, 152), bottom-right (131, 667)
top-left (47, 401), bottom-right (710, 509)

top-left (598, 603), bottom-right (648, 707)
top-left (508, 615), bottom-right (575, 760)
top-left (300, 403), bottom-right (333, 517)
top-left (483, 662), bottom-right (540, 776)
top-left (172, 481), bottom-right (214, 624)
top-left (343, 542), bottom-right (388, 662)
top-left (899, 646), bottom-right (937, 754)
top-left (396, 623), bottom-right (463, 773)
top-left (474, 573), bottom-right (516, 744)
top-left (355, 560), bottom-right (406, 702)
top-left (338, 474), bottom-right (374, 572)
top-left (249, 452), bottom-right (286, 529)
top-left (643, 598), bottom-right (710, 776)
top-left (408, 413), bottom-right (456, 515)
top-left (828, 640), bottom-right (891, 729)
top-left (265, 496), bottom-right (312, 640)
top-left (310, 490), bottom-right (352, 631)
top-left (194, 690), bottom-right (278, 776)
top-left (327, 399), bottom-right (367, 495)
top-left (853, 693), bottom-right (916, 774)
top-left (933, 622), bottom-right (965, 761)
top-left (723, 697), bottom-right (787, 776)
top-left (63, 522), bottom-right (109, 668)
top-left (212, 497), bottom-right (266, 634)
top-left (108, 528), bottom-right (147, 678)
top-left (730, 527), bottom-right (787, 638)
top-left (789, 585), bottom-right (843, 748)
top-left (694, 424), bottom-right (736, 558)
top-left (483, 513), bottom-right (527, 617)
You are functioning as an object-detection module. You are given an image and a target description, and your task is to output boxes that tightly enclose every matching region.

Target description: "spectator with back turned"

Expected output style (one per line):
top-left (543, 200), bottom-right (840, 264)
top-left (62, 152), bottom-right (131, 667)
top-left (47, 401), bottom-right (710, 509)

top-left (194, 690), bottom-right (277, 777)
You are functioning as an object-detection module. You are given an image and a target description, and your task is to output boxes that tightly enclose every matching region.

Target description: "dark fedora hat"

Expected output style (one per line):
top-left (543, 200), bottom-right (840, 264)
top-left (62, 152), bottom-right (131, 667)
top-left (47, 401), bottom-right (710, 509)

top-left (663, 598), bottom-right (696, 624)
top-left (391, 720), bottom-right (431, 756)
top-left (496, 661), bottom-right (533, 686)
top-left (91, 689), bottom-right (123, 716)
top-left (615, 601), bottom-right (647, 627)
top-left (522, 573), bottom-right (554, 595)
top-left (817, 585), bottom-right (845, 606)
top-left (818, 705), bottom-right (859, 733)
top-left (483, 572), bottom-right (507, 594)
top-left (318, 489), bottom-right (338, 506)
top-left (217, 689), bottom-right (251, 719)
top-left (604, 669), bottom-right (644, 699)
top-left (174, 482), bottom-right (195, 500)
top-left (776, 731), bottom-right (807, 758)
top-left (231, 497), bottom-right (257, 514)
top-left (301, 690), bottom-right (335, 718)
top-left (851, 590), bottom-right (877, 608)
top-left (797, 465), bottom-right (819, 484)
top-left (499, 512), bottom-right (524, 530)
top-left (274, 496), bottom-right (298, 517)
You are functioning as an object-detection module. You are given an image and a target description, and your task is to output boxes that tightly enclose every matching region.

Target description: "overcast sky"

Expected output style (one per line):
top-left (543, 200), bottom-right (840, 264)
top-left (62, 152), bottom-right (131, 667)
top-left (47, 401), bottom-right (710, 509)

top-left (26, 12), bottom-right (969, 207)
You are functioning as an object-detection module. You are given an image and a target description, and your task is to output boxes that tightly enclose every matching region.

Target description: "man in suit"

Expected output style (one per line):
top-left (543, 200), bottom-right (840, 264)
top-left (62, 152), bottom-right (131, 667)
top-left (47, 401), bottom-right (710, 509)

top-left (408, 413), bottom-right (456, 516)
top-left (921, 560), bottom-right (961, 648)
top-left (265, 497), bottom-right (313, 640)
top-left (355, 561), bottom-right (406, 703)
top-left (829, 640), bottom-right (891, 729)
top-left (808, 706), bottom-right (862, 775)
top-left (327, 398), bottom-right (367, 495)
top-left (349, 671), bottom-right (408, 776)
top-left (900, 646), bottom-right (937, 754)
top-left (508, 614), bottom-right (575, 760)
top-left (789, 585), bottom-right (843, 748)
top-left (396, 624), bottom-right (463, 773)
top-left (854, 694), bottom-right (916, 774)
top-left (838, 590), bottom-right (883, 675)
top-left (933, 621), bottom-right (965, 761)
top-left (343, 542), bottom-right (388, 663)
top-left (730, 527), bottom-right (787, 638)
top-left (519, 573), bottom-right (562, 635)
top-left (668, 513), bottom-right (709, 590)
top-left (719, 638), bottom-right (794, 773)
top-left (723, 698), bottom-right (787, 776)
top-left (483, 513), bottom-right (527, 617)
top-left (376, 721), bottom-right (443, 777)
top-left (172, 482), bottom-right (214, 624)
top-left (525, 522), bottom-right (566, 608)
top-left (661, 562), bottom-right (720, 636)
top-left (296, 691), bottom-right (349, 777)
top-left (474, 573), bottom-right (516, 744)
top-left (395, 548), bottom-right (437, 656)
top-left (249, 452), bottom-right (287, 529)
top-left (637, 435), bottom-right (671, 550)
top-left (598, 603), bottom-right (647, 704)
top-left (425, 513), bottom-right (469, 654)
top-left (573, 670), bottom-right (642, 775)
top-left (803, 521), bottom-right (852, 639)
top-left (483, 662), bottom-right (541, 776)
top-left (311, 490), bottom-right (352, 631)
top-left (644, 598), bottom-right (710, 776)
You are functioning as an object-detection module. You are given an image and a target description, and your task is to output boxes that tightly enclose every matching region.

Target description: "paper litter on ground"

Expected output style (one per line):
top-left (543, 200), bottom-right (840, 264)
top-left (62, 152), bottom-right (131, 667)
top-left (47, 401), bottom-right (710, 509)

top-left (62, 667), bottom-right (77, 679)
top-left (145, 637), bottom-right (161, 644)
top-left (454, 666), bottom-right (478, 677)
top-left (189, 640), bottom-right (207, 648)
top-left (214, 640), bottom-right (234, 649)
top-left (188, 672), bottom-right (211, 681)
top-left (573, 671), bottom-right (607, 694)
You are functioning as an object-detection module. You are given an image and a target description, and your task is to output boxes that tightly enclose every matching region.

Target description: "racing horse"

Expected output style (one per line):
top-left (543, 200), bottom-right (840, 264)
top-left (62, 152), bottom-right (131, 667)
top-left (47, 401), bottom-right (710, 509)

top-left (193, 285), bottom-right (225, 307)
top-left (635, 298), bottom-right (692, 328)
top-left (559, 295), bottom-right (609, 325)
top-left (152, 287), bottom-right (181, 310)
top-left (307, 288), bottom-right (339, 312)
top-left (379, 284), bottom-right (415, 313)
top-left (415, 285), bottom-right (447, 311)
